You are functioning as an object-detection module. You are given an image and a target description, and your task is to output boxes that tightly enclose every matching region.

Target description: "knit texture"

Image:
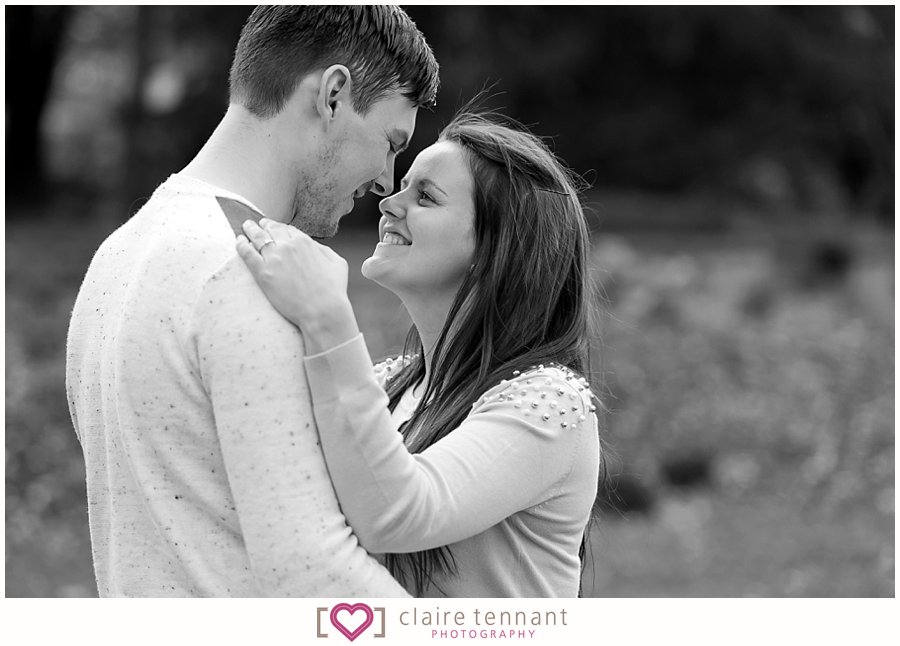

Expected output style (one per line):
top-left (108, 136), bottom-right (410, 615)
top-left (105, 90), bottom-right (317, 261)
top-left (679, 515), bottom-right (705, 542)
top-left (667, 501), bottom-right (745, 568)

top-left (65, 174), bottom-right (408, 597)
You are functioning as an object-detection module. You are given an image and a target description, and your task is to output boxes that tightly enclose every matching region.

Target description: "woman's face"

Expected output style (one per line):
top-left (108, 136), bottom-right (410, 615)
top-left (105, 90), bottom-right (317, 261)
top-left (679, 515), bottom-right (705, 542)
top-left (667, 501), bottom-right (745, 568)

top-left (361, 140), bottom-right (476, 299)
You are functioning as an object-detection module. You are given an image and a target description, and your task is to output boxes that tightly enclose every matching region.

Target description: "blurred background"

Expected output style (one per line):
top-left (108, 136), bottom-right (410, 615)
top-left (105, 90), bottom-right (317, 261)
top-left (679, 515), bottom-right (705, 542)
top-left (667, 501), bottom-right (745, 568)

top-left (5, 5), bottom-right (894, 597)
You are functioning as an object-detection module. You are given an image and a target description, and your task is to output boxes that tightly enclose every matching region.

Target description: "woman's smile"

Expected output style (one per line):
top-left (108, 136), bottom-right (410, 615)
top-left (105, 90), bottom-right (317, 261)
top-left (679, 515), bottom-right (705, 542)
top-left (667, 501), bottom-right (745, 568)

top-left (362, 140), bottom-right (475, 298)
top-left (381, 231), bottom-right (412, 246)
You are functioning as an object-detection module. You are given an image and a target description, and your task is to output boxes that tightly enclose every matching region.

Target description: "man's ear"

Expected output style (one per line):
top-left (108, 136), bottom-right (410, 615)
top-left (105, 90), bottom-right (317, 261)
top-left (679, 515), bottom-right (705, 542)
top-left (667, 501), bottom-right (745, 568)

top-left (316, 64), bottom-right (353, 124)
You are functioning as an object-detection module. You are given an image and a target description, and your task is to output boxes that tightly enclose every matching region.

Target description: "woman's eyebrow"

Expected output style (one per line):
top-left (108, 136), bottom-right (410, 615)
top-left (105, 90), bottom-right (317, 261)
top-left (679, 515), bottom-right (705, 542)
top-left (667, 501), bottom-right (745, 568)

top-left (418, 178), bottom-right (448, 198)
top-left (399, 177), bottom-right (448, 198)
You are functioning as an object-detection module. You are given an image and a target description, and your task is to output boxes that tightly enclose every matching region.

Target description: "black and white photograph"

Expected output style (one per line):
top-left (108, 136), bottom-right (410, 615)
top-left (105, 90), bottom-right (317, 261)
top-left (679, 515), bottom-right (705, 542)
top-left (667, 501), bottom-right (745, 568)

top-left (4, 3), bottom-right (894, 613)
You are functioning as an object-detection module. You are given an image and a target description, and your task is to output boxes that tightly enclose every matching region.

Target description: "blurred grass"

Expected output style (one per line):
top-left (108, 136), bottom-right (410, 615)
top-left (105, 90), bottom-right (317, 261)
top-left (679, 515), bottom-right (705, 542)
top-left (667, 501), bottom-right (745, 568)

top-left (5, 193), bottom-right (894, 597)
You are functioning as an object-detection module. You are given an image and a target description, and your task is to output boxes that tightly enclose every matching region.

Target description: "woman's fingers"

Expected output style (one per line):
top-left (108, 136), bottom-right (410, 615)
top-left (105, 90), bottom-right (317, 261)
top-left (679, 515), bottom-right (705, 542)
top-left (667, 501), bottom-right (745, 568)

top-left (241, 219), bottom-right (278, 252)
top-left (235, 234), bottom-right (266, 275)
top-left (258, 217), bottom-right (297, 244)
top-left (234, 217), bottom-right (352, 329)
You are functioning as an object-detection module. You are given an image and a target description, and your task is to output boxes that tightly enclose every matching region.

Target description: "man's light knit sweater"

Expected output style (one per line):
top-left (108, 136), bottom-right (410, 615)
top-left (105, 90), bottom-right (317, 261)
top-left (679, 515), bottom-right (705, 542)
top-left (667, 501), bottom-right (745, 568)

top-left (65, 174), bottom-right (407, 597)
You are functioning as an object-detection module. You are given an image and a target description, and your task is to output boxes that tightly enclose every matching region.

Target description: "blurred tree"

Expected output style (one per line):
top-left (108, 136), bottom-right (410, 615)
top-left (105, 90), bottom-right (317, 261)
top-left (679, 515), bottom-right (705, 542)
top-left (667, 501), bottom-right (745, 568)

top-left (26, 5), bottom-right (895, 223)
top-left (120, 6), bottom-right (251, 206)
top-left (406, 5), bottom-right (893, 220)
top-left (6, 5), bottom-right (73, 204)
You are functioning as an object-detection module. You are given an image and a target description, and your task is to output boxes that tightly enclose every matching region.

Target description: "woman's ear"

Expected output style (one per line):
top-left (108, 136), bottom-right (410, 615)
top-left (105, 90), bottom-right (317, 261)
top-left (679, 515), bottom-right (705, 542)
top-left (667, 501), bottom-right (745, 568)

top-left (316, 64), bottom-right (353, 124)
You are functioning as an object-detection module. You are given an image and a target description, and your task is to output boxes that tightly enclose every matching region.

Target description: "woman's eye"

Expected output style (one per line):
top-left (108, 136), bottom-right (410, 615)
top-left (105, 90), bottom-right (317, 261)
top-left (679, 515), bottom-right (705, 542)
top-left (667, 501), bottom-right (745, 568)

top-left (418, 191), bottom-right (433, 204)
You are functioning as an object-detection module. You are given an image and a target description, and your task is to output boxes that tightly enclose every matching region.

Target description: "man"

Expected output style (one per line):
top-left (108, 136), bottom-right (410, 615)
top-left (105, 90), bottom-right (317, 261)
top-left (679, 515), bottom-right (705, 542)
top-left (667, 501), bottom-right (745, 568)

top-left (65, 6), bottom-right (439, 597)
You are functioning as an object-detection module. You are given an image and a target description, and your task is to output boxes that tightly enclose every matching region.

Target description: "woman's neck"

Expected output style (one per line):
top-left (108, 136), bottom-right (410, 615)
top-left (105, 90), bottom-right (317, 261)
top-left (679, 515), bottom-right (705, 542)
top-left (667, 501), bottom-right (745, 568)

top-left (400, 290), bottom-right (459, 389)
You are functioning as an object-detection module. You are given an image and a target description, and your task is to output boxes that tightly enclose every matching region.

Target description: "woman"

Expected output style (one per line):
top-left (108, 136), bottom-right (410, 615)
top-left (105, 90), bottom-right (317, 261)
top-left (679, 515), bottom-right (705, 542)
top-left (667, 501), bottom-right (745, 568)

top-left (236, 112), bottom-right (602, 597)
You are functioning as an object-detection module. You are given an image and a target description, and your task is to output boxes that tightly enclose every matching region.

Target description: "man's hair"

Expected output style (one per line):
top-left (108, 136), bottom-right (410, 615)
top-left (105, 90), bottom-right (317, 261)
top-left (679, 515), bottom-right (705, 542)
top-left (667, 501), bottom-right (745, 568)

top-left (229, 6), bottom-right (439, 117)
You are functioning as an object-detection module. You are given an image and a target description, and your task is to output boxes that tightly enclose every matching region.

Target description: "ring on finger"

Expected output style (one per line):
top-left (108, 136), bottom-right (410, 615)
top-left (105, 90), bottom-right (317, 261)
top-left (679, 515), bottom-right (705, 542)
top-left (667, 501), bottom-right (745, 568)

top-left (257, 239), bottom-right (275, 252)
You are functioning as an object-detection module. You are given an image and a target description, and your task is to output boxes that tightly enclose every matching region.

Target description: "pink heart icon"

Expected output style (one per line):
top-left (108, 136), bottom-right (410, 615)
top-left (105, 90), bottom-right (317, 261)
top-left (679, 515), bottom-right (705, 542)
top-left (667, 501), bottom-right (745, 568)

top-left (330, 603), bottom-right (374, 642)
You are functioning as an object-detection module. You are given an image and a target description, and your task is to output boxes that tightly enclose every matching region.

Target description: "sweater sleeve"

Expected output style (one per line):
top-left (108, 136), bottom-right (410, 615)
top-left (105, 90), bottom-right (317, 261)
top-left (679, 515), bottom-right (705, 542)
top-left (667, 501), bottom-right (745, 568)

top-left (193, 258), bottom-right (409, 597)
top-left (303, 334), bottom-right (597, 554)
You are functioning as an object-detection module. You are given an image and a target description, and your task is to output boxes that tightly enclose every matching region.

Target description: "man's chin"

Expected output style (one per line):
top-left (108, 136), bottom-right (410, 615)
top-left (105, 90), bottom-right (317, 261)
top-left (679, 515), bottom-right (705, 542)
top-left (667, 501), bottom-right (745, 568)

top-left (313, 223), bottom-right (339, 240)
top-left (289, 213), bottom-right (340, 239)
top-left (325, 215), bottom-right (342, 238)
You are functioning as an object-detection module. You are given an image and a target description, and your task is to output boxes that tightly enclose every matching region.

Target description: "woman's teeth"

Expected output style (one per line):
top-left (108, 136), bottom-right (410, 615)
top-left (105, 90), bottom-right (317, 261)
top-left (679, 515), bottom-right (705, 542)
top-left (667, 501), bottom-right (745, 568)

top-left (382, 232), bottom-right (411, 246)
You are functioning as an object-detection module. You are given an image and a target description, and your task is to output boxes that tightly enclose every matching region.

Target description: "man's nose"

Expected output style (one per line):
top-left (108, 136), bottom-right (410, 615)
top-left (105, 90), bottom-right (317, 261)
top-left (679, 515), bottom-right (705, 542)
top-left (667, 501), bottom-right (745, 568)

top-left (371, 156), bottom-right (396, 196)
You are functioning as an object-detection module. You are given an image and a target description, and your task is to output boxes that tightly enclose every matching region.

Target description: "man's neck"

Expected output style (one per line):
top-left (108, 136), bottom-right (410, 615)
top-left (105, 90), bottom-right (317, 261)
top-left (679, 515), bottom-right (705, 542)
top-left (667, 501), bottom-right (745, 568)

top-left (180, 104), bottom-right (296, 224)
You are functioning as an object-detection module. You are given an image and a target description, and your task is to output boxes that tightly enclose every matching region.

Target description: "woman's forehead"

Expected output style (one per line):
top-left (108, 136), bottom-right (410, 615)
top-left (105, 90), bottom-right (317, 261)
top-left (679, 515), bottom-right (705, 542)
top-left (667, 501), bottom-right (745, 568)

top-left (405, 141), bottom-right (471, 189)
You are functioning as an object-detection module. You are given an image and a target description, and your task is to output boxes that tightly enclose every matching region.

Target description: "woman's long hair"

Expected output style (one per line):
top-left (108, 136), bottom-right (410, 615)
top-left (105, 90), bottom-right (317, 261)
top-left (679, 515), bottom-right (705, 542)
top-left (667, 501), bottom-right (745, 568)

top-left (382, 111), bottom-right (603, 596)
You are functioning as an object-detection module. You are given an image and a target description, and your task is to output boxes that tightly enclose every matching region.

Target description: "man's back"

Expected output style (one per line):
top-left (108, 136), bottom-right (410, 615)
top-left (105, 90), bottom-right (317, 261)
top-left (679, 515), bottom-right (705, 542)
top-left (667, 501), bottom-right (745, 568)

top-left (66, 175), bottom-right (407, 597)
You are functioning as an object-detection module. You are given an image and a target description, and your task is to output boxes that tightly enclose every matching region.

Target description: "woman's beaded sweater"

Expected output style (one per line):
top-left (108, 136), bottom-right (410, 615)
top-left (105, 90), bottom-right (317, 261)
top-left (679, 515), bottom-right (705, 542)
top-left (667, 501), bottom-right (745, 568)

top-left (303, 334), bottom-right (600, 597)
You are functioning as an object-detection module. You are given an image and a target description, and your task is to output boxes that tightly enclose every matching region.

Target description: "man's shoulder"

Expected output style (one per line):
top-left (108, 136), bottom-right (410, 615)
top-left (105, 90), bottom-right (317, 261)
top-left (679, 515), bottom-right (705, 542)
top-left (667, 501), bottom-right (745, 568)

top-left (97, 185), bottom-right (276, 323)
top-left (134, 175), bottom-right (241, 227)
top-left (195, 255), bottom-right (303, 342)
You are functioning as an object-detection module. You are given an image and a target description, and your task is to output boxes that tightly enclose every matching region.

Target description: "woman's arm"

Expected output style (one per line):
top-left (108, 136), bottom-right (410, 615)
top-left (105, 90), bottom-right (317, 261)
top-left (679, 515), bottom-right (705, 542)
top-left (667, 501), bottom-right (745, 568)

top-left (303, 334), bottom-right (596, 554)
top-left (235, 218), bottom-right (597, 553)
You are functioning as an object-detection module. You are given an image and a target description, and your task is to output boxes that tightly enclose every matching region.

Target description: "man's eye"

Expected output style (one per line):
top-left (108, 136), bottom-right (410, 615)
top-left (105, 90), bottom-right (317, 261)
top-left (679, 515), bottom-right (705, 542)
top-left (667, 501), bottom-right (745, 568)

top-left (418, 191), bottom-right (433, 203)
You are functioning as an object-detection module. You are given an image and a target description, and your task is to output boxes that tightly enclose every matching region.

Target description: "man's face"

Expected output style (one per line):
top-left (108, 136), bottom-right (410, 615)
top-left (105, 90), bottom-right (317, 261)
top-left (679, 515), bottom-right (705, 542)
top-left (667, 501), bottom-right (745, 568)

top-left (291, 93), bottom-right (417, 238)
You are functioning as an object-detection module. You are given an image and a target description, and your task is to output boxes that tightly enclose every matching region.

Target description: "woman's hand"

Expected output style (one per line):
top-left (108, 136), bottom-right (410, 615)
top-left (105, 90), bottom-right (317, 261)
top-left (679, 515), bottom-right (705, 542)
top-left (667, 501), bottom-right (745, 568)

top-left (236, 218), bottom-right (360, 354)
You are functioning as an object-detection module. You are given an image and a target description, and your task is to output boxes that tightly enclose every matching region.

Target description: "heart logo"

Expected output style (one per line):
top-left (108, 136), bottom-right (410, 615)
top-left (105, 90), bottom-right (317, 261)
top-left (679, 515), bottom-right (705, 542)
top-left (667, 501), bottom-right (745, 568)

top-left (330, 603), bottom-right (374, 642)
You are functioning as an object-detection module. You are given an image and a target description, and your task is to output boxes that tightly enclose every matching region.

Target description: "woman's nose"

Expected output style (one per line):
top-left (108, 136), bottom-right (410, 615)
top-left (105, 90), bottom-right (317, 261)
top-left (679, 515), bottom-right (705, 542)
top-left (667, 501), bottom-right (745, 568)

top-left (379, 193), bottom-right (405, 219)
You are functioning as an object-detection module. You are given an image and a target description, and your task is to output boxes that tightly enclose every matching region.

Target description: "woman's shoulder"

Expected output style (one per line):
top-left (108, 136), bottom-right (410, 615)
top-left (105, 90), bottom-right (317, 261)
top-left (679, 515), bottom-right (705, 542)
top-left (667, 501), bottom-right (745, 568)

top-left (476, 363), bottom-right (597, 403)
top-left (372, 353), bottom-right (416, 387)
top-left (471, 363), bottom-right (599, 433)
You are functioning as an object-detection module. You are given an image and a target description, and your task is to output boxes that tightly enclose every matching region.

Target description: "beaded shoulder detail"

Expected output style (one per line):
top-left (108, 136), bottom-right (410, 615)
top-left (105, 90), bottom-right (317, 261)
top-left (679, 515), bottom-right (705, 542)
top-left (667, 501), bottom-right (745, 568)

top-left (471, 364), bottom-right (599, 432)
top-left (372, 354), bottom-right (416, 388)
